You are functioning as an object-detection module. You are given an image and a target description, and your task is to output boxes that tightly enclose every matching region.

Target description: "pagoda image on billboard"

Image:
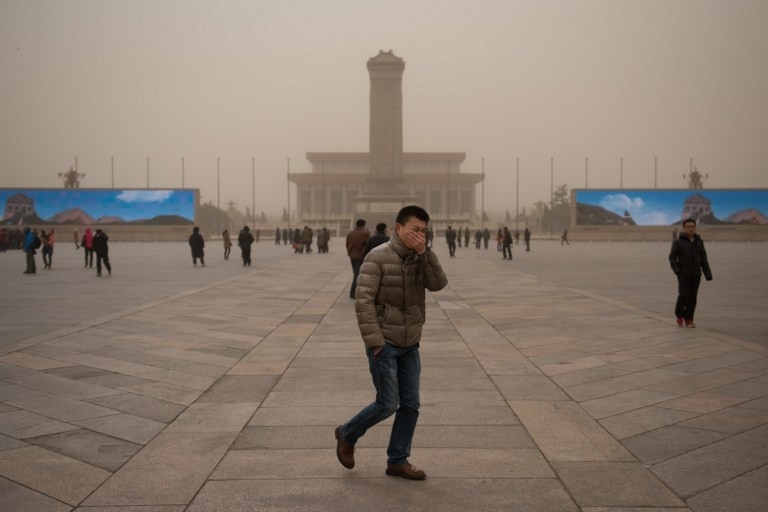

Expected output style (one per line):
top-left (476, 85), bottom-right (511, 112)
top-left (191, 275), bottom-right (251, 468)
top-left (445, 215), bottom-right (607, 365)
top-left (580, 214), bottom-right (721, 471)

top-left (681, 193), bottom-right (713, 223)
top-left (289, 51), bottom-right (483, 231)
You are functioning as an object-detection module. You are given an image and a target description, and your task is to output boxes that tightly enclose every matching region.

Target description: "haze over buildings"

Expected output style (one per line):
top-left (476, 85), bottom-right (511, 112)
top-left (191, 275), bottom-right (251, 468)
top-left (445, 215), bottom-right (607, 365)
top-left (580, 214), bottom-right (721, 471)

top-left (1, 0), bottom-right (766, 217)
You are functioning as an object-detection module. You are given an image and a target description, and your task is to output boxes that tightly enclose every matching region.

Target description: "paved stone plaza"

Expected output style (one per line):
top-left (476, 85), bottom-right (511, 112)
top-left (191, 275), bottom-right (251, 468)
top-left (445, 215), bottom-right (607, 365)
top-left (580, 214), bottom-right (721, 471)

top-left (0, 239), bottom-right (767, 511)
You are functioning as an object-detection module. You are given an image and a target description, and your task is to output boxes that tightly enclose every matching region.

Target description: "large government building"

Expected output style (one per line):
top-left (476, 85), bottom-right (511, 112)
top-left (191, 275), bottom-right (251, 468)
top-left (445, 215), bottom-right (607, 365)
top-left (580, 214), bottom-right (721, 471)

top-left (289, 51), bottom-right (483, 233)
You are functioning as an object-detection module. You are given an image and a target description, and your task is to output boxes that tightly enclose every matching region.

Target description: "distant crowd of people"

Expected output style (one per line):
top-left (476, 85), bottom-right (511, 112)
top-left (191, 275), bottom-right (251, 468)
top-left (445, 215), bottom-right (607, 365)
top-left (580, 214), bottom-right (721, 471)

top-left (9, 226), bottom-right (111, 276)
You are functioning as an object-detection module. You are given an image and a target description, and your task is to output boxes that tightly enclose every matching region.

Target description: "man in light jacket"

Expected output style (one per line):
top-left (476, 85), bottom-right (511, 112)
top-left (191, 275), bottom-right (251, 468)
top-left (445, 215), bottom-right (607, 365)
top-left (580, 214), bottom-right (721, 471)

top-left (335, 205), bottom-right (448, 481)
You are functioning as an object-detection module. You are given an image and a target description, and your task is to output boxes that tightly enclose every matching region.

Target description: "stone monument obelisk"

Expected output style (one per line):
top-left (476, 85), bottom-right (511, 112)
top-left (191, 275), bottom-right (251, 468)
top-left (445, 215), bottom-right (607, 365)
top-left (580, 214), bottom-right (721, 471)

top-left (353, 50), bottom-right (417, 222)
top-left (368, 50), bottom-right (405, 181)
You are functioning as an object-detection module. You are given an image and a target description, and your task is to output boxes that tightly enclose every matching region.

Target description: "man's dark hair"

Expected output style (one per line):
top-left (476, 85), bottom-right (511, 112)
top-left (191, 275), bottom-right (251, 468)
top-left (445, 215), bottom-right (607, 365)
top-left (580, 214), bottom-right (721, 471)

top-left (355, 219), bottom-right (366, 228)
top-left (683, 218), bottom-right (697, 227)
top-left (375, 222), bottom-right (386, 233)
top-left (193, 226), bottom-right (200, 233)
top-left (243, 226), bottom-right (250, 231)
top-left (396, 205), bottom-right (430, 225)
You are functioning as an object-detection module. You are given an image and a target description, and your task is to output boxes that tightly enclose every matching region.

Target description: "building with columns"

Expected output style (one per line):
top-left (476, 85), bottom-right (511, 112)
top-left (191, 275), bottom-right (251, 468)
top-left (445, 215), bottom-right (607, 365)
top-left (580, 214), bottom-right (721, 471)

top-left (289, 51), bottom-right (483, 233)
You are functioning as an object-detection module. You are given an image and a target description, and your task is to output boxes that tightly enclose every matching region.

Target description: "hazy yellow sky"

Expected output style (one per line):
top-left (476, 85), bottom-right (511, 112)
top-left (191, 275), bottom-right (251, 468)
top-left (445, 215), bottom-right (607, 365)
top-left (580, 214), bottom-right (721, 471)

top-left (1, 0), bottom-right (766, 215)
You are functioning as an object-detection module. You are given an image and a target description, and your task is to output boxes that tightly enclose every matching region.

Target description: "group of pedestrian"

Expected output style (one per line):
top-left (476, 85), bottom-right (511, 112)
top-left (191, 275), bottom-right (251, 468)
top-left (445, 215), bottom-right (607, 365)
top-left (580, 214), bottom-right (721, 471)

top-left (274, 227), bottom-right (290, 245)
top-left (17, 225), bottom-right (110, 276)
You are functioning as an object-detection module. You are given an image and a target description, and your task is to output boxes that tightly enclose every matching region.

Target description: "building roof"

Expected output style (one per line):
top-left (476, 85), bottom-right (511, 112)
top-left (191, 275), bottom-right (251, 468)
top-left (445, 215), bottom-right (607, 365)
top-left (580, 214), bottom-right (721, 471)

top-left (5, 193), bottom-right (33, 204)
top-left (306, 152), bottom-right (466, 162)
top-left (685, 193), bottom-right (711, 204)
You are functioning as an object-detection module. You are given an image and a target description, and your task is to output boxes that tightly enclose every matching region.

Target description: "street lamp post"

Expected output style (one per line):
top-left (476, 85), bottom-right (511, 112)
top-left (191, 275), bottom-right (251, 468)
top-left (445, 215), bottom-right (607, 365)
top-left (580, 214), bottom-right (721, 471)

top-left (146, 157), bottom-right (150, 188)
top-left (252, 157), bottom-right (256, 230)
top-left (515, 157), bottom-right (519, 233)
top-left (287, 157), bottom-right (291, 231)
top-left (481, 157), bottom-right (485, 230)
top-left (217, 157), bottom-right (220, 237)
top-left (550, 157), bottom-right (554, 240)
top-left (585, 157), bottom-right (589, 189)
top-left (620, 157), bottom-right (623, 189)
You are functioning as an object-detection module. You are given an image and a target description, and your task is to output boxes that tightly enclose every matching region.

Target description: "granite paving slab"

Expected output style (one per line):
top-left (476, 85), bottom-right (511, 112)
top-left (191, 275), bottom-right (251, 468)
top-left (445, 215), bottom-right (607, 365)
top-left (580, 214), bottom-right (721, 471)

top-left (0, 445), bottom-right (111, 506)
top-left (186, 478), bottom-right (579, 512)
top-left (0, 476), bottom-right (72, 512)
top-left (5, 394), bottom-right (121, 422)
top-left (74, 413), bottom-right (166, 445)
top-left (0, 410), bottom-right (80, 439)
top-left (650, 425), bottom-right (768, 498)
top-left (85, 392), bottom-right (186, 423)
top-left (553, 461), bottom-right (685, 508)
top-left (26, 429), bottom-right (142, 471)
top-left (686, 464), bottom-right (768, 512)
top-left (82, 433), bottom-right (236, 507)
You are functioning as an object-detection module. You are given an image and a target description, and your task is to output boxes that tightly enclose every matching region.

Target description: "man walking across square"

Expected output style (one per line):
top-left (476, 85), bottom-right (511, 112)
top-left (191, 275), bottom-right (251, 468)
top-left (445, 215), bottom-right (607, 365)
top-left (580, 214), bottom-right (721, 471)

top-left (335, 205), bottom-right (448, 480)
top-left (669, 218), bottom-right (712, 328)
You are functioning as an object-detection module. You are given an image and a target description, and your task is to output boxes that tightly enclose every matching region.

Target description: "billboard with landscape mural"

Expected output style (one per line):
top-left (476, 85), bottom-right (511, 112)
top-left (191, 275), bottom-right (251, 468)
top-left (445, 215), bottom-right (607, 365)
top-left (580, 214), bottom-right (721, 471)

top-left (574, 189), bottom-right (768, 226)
top-left (1, 188), bottom-right (196, 226)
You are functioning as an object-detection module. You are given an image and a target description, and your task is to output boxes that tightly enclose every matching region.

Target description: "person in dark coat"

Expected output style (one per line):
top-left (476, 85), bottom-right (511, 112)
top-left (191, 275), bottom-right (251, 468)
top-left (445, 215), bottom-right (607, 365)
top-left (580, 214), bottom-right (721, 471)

top-left (275, 227), bottom-right (281, 245)
top-left (561, 228), bottom-right (570, 246)
top-left (238, 226), bottom-right (255, 266)
top-left (189, 226), bottom-right (205, 266)
top-left (346, 219), bottom-right (369, 299)
top-left (502, 227), bottom-right (513, 260)
top-left (22, 227), bottom-right (37, 274)
top-left (524, 227), bottom-right (531, 252)
top-left (463, 227), bottom-right (470, 248)
top-left (318, 227), bottom-right (330, 253)
top-left (222, 229), bottom-right (232, 260)
top-left (293, 228), bottom-right (302, 253)
top-left (482, 228), bottom-right (490, 249)
top-left (92, 229), bottom-right (112, 276)
top-left (445, 225), bottom-right (457, 258)
top-left (363, 223), bottom-right (389, 258)
top-left (283, 228), bottom-right (289, 245)
top-left (457, 226), bottom-right (463, 247)
top-left (669, 218), bottom-right (713, 328)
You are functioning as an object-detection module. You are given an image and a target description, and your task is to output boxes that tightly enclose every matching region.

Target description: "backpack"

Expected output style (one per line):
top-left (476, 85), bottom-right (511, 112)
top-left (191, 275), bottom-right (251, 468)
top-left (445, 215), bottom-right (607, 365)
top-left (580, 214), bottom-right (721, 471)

top-left (33, 235), bottom-right (42, 249)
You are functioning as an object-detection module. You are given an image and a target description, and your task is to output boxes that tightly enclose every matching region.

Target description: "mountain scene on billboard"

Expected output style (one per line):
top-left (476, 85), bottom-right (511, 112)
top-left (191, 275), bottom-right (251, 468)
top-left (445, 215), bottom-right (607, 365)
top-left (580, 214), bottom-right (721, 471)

top-left (725, 208), bottom-right (768, 225)
top-left (576, 203), bottom-right (637, 226)
top-left (575, 190), bottom-right (768, 226)
top-left (0, 189), bottom-right (194, 226)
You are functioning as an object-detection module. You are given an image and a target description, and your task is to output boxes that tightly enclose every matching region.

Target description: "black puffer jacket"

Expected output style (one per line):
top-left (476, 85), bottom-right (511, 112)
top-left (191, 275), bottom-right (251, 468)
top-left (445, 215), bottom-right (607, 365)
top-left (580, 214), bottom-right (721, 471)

top-left (669, 234), bottom-right (712, 280)
top-left (355, 231), bottom-right (448, 350)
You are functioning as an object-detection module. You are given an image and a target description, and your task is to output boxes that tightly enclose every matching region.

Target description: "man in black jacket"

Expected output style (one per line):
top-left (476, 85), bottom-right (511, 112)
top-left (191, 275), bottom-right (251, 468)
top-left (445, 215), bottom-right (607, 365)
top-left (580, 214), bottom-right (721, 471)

top-left (669, 218), bottom-right (713, 328)
top-left (189, 226), bottom-right (205, 266)
top-left (363, 223), bottom-right (389, 258)
top-left (445, 226), bottom-right (456, 258)
top-left (92, 229), bottom-right (112, 276)
top-left (238, 226), bottom-right (255, 266)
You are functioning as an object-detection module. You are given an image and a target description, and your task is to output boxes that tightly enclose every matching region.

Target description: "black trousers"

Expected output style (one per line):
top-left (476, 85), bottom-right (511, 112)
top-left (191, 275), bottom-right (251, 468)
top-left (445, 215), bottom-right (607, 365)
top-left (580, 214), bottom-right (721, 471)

top-left (25, 252), bottom-right (36, 273)
top-left (675, 274), bottom-right (701, 320)
top-left (96, 250), bottom-right (111, 275)
top-left (42, 246), bottom-right (53, 267)
top-left (448, 241), bottom-right (456, 257)
top-left (242, 247), bottom-right (251, 266)
top-left (350, 259), bottom-right (363, 298)
top-left (503, 244), bottom-right (512, 260)
top-left (84, 248), bottom-right (94, 267)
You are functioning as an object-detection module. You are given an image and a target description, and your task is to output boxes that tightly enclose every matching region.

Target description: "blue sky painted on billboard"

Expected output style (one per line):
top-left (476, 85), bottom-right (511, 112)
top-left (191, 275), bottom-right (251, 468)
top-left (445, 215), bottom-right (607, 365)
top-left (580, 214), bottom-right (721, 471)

top-left (575, 189), bottom-right (768, 226)
top-left (0, 189), bottom-right (194, 222)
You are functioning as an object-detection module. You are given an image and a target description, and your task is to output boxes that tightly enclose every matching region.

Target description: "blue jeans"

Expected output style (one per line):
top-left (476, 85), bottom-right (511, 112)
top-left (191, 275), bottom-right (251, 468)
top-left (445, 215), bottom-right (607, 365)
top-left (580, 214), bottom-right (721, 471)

top-left (340, 343), bottom-right (421, 465)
